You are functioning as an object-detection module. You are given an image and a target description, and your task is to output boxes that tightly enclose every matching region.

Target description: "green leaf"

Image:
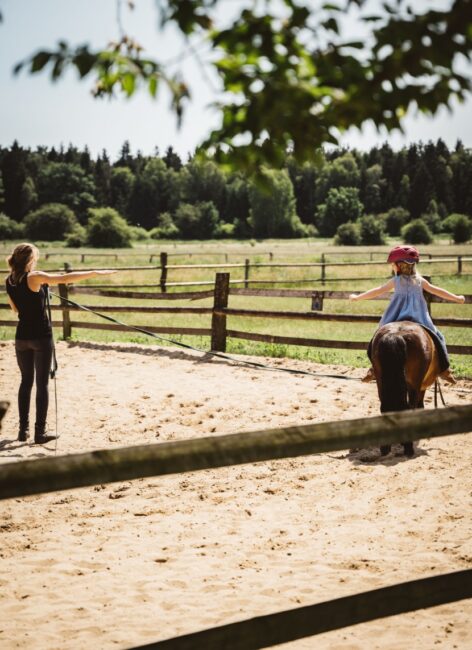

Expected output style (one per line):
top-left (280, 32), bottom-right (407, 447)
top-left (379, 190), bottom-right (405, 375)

top-left (122, 72), bottom-right (136, 96)
top-left (31, 51), bottom-right (51, 73)
top-left (148, 75), bottom-right (158, 97)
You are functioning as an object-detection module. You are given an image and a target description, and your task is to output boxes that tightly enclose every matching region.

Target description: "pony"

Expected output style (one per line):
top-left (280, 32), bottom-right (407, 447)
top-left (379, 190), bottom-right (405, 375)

top-left (370, 321), bottom-right (441, 457)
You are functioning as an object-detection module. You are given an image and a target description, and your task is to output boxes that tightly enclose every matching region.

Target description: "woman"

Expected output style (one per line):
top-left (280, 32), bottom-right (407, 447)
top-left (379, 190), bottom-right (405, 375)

top-left (6, 243), bottom-right (116, 444)
top-left (349, 245), bottom-right (464, 384)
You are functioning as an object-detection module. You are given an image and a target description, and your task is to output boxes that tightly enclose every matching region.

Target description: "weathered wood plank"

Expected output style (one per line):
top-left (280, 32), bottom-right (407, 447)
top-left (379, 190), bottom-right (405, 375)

top-left (69, 322), bottom-right (212, 337)
top-left (131, 570), bottom-right (472, 650)
top-left (226, 330), bottom-right (472, 354)
top-left (222, 308), bottom-right (471, 327)
top-left (0, 404), bottom-right (470, 500)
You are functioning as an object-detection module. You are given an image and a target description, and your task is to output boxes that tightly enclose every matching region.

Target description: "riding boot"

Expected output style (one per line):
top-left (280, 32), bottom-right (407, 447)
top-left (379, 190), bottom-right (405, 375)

top-left (362, 367), bottom-right (376, 383)
top-left (18, 422), bottom-right (30, 442)
top-left (439, 368), bottom-right (457, 385)
top-left (34, 423), bottom-right (57, 445)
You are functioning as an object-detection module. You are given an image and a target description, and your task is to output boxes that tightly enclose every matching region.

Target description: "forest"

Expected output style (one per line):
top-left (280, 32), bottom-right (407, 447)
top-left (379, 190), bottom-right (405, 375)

top-left (1, 138), bottom-right (471, 246)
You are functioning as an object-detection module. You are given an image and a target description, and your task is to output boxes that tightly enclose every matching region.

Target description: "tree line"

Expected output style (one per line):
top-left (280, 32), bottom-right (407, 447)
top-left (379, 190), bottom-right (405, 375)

top-left (0, 139), bottom-right (471, 246)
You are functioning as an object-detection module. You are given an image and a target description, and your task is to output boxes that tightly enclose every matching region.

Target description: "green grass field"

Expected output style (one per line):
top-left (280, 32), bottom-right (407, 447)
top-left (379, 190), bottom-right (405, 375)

top-left (1, 238), bottom-right (471, 377)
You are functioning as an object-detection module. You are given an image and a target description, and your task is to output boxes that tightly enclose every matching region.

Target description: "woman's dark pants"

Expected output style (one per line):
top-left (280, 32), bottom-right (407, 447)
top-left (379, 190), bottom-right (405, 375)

top-left (15, 337), bottom-right (53, 431)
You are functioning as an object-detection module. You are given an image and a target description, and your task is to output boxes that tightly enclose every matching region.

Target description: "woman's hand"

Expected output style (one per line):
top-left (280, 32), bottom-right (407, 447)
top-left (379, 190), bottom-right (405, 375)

top-left (457, 295), bottom-right (465, 303)
top-left (349, 294), bottom-right (358, 302)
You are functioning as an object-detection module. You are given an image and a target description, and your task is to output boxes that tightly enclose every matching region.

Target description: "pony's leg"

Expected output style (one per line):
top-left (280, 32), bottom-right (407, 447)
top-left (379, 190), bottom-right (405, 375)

top-left (402, 389), bottom-right (425, 456)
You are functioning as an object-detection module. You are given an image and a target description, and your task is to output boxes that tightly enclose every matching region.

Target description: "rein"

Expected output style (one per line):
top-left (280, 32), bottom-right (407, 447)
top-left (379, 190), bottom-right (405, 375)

top-left (45, 285), bottom-right (60, 452)
top-left (50, 291), bottom-right (362, 383)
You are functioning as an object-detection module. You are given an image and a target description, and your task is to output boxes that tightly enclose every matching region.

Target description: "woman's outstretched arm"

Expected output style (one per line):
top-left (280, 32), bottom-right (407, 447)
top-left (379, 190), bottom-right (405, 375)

top-left (422, 278), bottom-right (465, 303)
top-left (349, 278), bottom-right (394, 302)
top-left (28, 269), bottom-right (116, 290)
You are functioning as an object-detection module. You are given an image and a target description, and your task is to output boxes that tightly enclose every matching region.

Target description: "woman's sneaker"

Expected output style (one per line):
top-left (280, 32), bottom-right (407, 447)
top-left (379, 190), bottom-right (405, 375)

top-left (34, 425), bottom-right (57, 445)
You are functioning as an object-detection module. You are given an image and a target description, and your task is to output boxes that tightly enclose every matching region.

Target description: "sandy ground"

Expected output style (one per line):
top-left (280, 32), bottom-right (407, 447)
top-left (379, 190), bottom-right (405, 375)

top-left (0, 339), bottom-right (471, 650)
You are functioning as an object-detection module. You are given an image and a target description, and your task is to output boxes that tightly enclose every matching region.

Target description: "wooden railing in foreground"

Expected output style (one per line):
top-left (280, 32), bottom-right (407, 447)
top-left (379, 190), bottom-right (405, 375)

top-left (132, 570), bottom-right (471, 650)
top-left (0, 404), bottom-right (471, 500)
top-left (1, 405), bottom-right (471, 649)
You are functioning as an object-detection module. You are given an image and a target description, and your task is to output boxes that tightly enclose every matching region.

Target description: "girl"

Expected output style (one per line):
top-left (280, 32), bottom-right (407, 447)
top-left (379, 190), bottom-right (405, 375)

top-left (349, 245), bottom-right (465, 384)
top-left (6, 243), bottom-right (116, 444)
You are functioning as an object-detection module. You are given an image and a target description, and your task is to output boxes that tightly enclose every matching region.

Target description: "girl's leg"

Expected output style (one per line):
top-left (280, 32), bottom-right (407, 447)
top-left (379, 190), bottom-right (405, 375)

top-left (33, 337), bottom-right (53, 433)
top-left (435, 329), bottom-right (456, 383)
top-left (15, 340), bottom-right (35, 437)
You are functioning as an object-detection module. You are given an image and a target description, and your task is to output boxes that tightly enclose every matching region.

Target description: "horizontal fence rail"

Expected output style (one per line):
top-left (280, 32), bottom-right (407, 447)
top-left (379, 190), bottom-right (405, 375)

top-left (131, 570), bottom-right (472, 650)
top-left (0, 271), bottom-right (471, 354)
top-left (20, 253), bottom-right (471, 291)
top-left (0, 404), bottom-right (471, 500)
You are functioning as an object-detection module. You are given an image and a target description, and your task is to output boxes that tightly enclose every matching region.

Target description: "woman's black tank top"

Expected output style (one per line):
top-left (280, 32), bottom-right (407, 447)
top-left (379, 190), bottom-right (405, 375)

top-left (5, 273), bottom-right (52, 340)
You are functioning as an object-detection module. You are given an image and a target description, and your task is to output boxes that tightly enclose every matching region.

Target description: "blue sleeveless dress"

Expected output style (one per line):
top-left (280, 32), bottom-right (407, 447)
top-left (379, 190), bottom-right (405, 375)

top-left (378, 274), bottom-right (449, 368)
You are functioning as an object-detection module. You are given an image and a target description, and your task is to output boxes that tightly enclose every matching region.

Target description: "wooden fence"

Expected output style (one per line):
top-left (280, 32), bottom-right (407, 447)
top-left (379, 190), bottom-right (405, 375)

top-left (37, 254), bottom-right (472, 291)
top-left (0, 273), bottom-right (471, 355)
top-left (0, 404), bottom-right (471, 649)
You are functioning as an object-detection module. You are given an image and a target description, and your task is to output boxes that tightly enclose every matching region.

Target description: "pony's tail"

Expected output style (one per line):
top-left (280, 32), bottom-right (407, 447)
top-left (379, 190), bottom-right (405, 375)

top-left (377, 334), bottom-right (408, 413)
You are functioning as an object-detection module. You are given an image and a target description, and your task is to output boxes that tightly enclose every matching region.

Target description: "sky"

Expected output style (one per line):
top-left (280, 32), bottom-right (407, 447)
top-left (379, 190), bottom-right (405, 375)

top-left (0, 0), bottom-right (471, 162)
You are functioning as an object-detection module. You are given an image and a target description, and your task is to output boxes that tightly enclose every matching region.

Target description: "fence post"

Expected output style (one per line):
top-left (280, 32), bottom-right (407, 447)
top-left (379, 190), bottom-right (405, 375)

top-left (321, 254), bottom-right (326, 286)
top-left (244, 259), bottom-right (250, 289)
top-left (311, 291), bottom-right (324, 311)
top-left (160, 252), bottom-right (168, 293)
top-left (58, 283), bottom-right (71, 339)
top-left (458, 255), bottom-right (462, 275)
top-left (211, 273), bottom-right (230, 352)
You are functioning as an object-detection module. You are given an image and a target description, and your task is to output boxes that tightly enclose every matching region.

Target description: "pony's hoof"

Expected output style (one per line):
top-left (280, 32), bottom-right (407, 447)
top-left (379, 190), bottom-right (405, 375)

top-left (403, 442), bottom-right (414, 457)
top-left (380, 445), bottom-right (391, 456)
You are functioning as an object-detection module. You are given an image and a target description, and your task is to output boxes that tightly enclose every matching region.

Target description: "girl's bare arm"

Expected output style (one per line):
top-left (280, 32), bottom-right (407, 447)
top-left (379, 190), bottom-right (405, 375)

top-left (349, 278), bottom-right (394, 301)
top-left (422, 279), bottom-right (465, 303)
top-left (28, 269), bottom-right (116, 290)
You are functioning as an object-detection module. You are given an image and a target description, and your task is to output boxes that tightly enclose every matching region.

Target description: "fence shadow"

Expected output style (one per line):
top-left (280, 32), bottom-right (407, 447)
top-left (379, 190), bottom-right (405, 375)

top-left (65, 339), bottom-right (235, 368)
top-left (338, 442), bottom-right (429, 466)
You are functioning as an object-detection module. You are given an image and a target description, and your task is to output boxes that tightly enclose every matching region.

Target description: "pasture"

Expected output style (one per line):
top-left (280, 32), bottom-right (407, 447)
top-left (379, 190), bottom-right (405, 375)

top-left (1, 239), bottom-right (472, 376)
top-left (1, 239), bottom-right (471, 648)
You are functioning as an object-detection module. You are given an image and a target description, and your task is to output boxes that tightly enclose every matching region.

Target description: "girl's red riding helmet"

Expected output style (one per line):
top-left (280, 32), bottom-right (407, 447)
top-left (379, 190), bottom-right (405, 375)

top-left (387, 245), bottom-right (420, 264)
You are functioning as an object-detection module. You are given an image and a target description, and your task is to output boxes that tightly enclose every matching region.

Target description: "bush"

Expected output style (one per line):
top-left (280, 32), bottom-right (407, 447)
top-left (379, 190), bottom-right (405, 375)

top-left (334, 221), bottom-right (361, 245)
top-left (129, 225), bottom-right (149, 241)
top-left (24, 203), bottom-right (77, 241)
top-left (174, 201), bottom-right (219, 239)
top-left (214, 222), bottom-right (236, 238)
top-left (149, 212), bottom-right (180, 240)
top-left (402, 219), bottom-right (434, 244)
top-left (383, 207), bottom-right (409, 236)
top-left (359, 214), bottom-right (386, 245)
top-left (0, 213), bottom-right (24, 239)
top-left (65, 224), bottom-right (87, 248)
top-left (86, 207), bottom-right (132, 247)
top-left (442, 212), bottom-right (469, 233)
top-left (450, 215), bottom-right (471, 243)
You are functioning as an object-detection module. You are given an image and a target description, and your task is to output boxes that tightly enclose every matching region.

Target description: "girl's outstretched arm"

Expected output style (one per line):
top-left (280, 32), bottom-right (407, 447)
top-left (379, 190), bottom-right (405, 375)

top-left (349, 278), bottom-right (394, 302)
top-left (28, 269), bottom-right (117, 290)
top-left (422, 278), bottom-right (465, 303)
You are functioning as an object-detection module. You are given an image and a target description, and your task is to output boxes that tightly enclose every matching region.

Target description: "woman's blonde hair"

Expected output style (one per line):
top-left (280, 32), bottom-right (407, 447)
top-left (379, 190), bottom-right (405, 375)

top-left (6, 243), bottom-right (39, 285)
top-left (395, 261), bottom-right (417, 276)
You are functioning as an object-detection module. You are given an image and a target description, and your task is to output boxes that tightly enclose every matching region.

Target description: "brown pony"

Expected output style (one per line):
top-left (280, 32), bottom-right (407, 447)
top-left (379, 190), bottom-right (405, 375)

top-left (370, 321), bottom-right (441, 457)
